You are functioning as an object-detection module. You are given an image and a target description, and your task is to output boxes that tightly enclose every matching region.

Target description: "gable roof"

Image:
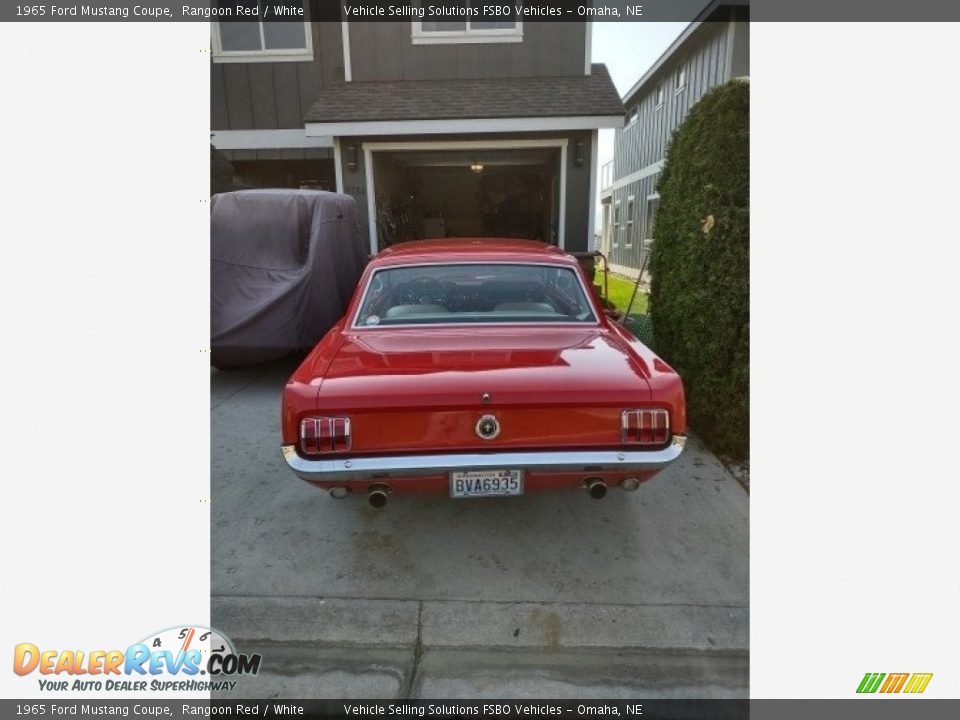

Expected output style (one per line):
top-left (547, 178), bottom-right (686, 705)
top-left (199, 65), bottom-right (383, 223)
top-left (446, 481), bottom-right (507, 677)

top-left (621, 1), bottom-right (748, 106)
top-left (303, 64), bottom-right (625, 125)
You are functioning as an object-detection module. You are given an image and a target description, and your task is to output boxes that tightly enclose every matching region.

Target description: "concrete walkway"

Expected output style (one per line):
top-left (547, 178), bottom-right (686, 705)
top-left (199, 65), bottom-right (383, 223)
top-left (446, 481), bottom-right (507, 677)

top-left (211, 361), bottom-right (749, 698)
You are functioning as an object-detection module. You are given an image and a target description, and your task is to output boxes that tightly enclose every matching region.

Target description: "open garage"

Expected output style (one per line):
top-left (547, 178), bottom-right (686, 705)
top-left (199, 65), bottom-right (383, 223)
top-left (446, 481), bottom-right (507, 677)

top-left (369, 144), bottom-right (563, 248)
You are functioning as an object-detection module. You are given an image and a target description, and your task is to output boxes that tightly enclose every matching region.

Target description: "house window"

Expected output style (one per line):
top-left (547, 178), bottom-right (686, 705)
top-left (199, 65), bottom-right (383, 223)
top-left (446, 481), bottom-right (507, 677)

top-left (655, 84), bottom-right (664, 109)
top-left (675, 64), bottom-right (686, 92)
top-left (625, 196), bottom-right (635, 247)
top-left (613, 200), bottom-right (621, 247)
top-left (412, 1), bottom-right (523, 44)
top-left (645, 195), bottom-right (660, 241)
top-left (212, 1), bottom-right (313, 63)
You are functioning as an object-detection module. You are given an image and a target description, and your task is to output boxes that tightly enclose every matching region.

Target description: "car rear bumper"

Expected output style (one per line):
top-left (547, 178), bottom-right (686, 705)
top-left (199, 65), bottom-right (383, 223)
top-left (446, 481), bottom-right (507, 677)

top-left (280, 435), bottom-right (686, 483)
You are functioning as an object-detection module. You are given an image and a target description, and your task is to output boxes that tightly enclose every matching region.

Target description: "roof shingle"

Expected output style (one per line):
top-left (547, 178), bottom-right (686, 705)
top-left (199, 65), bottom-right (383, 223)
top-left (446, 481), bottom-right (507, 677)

top-left (304, 64), bottom-right (625, 123)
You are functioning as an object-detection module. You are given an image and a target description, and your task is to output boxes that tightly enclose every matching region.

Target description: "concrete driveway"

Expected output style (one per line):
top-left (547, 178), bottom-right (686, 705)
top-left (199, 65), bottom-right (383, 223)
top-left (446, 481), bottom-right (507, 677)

top-left (211, 360), bottom-right (749, 699)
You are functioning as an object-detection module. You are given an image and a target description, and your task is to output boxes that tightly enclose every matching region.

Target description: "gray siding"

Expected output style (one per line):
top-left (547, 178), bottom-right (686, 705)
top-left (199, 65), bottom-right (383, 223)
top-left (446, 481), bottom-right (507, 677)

top-left (210, 22), bottom-right (343, 136)
top-left (612, 21), bottom-right (731, 179)
top-left (606, 175), bottom-right (659, 273)
top-left (347, 21), bottom-right (586, 82)
top-left (606, 17), bottom-right (749, 272)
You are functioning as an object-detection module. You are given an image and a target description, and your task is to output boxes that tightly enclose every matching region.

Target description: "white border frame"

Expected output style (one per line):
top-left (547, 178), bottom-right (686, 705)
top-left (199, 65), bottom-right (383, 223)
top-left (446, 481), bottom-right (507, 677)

top-left (362, 139), bottom-right (569, 256)
top-left (674, 62), bottom-right (687, 94)
top-left (625, 195), bottom-right (635, 248)
top-left (584, 21), bottom-right (592, 75)
top-left (333, 138), bottom-right (345, 193)
top-left (305, 115), bottom-right (623, 137)
top-left (211, 19), bottom-right (314, 63)
top-left (587, 129), bottom-right (598, 246)
top-left (411, 18), bottom-right (523, 45)
top-left (210, 128), bottom-right (333, 150)
top-left (644, 193), bottom-right (660, 243)
top-left (341, 20), bottom-right (353, 80)
top-left (612, 198), bottom-right (621, 248)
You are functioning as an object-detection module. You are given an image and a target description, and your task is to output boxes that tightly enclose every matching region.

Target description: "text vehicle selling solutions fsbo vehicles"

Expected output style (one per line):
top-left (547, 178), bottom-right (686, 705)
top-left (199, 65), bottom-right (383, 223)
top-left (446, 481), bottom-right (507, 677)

top-left (281, 239), bottom-right (686, 507)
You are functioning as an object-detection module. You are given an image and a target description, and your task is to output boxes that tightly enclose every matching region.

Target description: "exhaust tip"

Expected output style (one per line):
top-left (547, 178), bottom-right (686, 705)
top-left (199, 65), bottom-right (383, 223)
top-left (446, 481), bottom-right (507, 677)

top-left (368, 484), bottom-right (390, 509)
top-left (620, 477), bottom-right (641, 492)
top-left (585, 477), bottom-right (607, 500)
top-left (329, 486), bottom-right (349, 500)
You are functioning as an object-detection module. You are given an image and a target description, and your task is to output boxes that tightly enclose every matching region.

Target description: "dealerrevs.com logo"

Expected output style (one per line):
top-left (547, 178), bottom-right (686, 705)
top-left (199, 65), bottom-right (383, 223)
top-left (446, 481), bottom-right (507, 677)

top-left (13, 625), bottom-right (260, 692)
top-left (857, 672), bottom-right (933, 694)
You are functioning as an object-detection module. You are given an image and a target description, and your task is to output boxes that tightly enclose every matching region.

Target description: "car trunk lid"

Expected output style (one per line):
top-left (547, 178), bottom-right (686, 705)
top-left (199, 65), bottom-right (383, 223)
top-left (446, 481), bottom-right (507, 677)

top-left (315, 327), bottom-right (653, 454)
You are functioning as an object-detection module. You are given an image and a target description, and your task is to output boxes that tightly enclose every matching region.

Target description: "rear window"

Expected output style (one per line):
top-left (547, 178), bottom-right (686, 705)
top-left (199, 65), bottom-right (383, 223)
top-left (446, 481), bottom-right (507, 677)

top-left (354, 263), bottom-right (597, 327)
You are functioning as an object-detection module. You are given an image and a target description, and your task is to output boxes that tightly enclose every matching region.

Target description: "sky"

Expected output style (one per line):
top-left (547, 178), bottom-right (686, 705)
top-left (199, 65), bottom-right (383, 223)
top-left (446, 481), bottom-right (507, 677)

top-left (590, 21), bottom-right (688, 232)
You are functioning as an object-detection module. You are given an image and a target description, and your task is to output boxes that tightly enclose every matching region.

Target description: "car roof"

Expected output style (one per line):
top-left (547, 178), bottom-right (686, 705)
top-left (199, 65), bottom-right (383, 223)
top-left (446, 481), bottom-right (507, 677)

top-left (371, 239), bottom-right (578, 267)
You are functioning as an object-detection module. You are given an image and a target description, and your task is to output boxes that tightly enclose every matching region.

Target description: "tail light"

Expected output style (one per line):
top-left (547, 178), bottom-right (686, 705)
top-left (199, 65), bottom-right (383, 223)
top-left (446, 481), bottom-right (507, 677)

top-left (300, 417), bottom-right (351, 455)
top-left (621, 409), bottom-right (670, 445)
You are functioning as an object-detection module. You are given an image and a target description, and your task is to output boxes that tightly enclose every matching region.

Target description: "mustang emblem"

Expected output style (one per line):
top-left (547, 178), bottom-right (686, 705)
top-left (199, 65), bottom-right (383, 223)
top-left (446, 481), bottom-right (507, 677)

top-left (475, 414), bottom-right (501, 440)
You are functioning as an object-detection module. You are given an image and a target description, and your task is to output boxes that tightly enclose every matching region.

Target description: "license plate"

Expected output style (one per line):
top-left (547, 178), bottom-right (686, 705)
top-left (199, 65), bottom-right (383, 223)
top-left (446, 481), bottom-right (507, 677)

top-left (450, 469), bottom-right (524, 498)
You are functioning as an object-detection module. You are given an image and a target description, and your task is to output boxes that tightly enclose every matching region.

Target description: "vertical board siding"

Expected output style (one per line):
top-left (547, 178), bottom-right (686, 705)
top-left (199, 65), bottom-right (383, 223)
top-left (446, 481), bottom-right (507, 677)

top-left (210, 64), bottom-right (229, 129)
top-left (221, 64), bottom-right (254, 129)
top-left (272, 64), bottom-right (303, 128)
top-left (248, 64), bottom-right (279, 129)
top-left (607, 21), bottom-right (738, 271)
top-left (212, 21), bottom-right (589, 130)
top-left (350, 21), bottom-right (584, 81)
top-left (211, 21), bottom-right (340, 131)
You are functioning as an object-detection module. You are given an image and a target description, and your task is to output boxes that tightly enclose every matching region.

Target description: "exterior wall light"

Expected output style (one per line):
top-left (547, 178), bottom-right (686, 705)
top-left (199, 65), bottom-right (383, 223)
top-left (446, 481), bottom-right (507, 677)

top-left (574, 140), bottom-right (585, 167)
top-left (346, 143), bottom-right (358, 171)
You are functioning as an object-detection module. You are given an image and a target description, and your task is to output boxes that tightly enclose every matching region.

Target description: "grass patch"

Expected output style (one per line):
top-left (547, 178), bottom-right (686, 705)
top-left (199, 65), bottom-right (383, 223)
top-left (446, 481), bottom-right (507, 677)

top-left (594, 269), bottom-right (648, 316)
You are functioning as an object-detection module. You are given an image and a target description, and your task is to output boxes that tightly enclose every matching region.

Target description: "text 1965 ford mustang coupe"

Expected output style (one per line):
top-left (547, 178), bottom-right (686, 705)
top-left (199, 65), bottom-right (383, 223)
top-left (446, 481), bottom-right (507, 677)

top-left (281, 239), bottom-right (686, 507)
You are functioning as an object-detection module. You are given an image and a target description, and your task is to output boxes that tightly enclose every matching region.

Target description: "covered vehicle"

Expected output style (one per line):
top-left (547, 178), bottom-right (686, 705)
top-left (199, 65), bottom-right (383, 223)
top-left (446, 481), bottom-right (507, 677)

top-left (211, 189), bottom-right (367, 369)
top-left (280, 239), bottom-right (686, 508)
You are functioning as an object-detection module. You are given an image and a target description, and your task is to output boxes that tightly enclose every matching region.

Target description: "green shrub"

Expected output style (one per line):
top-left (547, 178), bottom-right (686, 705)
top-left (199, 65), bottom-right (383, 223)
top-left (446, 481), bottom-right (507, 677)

top-left (649, 79), bottom-right (749, 459)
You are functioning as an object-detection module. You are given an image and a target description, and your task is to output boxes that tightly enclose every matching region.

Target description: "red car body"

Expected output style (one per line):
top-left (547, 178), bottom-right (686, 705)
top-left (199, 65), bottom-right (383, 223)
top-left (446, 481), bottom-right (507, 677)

top-left (281, 239), bottom-right (686, 506)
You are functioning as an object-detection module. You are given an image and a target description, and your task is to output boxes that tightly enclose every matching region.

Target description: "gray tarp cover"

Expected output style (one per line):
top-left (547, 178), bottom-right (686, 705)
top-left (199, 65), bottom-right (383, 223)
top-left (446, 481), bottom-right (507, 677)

top-left (211, 189), bottom-right (367, 368)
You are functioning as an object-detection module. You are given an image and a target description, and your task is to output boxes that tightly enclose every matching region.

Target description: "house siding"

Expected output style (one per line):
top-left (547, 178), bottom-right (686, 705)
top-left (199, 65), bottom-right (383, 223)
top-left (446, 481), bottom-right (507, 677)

top-left (613, 22), bottom-right (730, 179)
top-left (603, 14), bottom-right (748, 274)
top-left (347, 21), bottom-right (585, 82)
top-left (210, 19), bottom-right (610, 253)
top-left (210, 22), bottom-right (343, 140)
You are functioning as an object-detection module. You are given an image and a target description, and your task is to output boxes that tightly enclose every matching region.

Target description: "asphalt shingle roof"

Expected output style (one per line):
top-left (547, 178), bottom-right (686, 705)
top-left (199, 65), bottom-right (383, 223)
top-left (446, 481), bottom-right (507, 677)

top-left (304, 64), bottom-right (625, 123)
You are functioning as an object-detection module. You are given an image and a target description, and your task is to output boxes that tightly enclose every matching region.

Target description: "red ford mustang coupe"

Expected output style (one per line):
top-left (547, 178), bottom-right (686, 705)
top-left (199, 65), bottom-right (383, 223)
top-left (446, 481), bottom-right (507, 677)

top-left (281, 239), bottom-right (686, 507)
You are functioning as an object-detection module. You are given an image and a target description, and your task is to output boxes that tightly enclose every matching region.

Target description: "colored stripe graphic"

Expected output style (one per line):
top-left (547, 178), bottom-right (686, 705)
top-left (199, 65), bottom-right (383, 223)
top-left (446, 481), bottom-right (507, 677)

top-left (857, 673), bottom-right (885, 693)
top-left (880, 673), bottom-right (909, 693)
top-left (858, 672), bottom-right (933, 694)
top-left (903, 673), bottom-right (933, 694)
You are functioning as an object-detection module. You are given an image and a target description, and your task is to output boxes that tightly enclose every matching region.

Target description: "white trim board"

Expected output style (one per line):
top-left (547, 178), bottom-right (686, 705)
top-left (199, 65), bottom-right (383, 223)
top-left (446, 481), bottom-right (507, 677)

top-left (584, 22), bottom-right (593, 75)
top-left (211, 129), bottom-right (334, 150)
top-left (361, 138), bottom-right (569, 255)
top-left (333, 139), bottom-right (344, 193)
top-left (363, 146), bottom-right (377, 256)
top-left (605, 160), bottom-right (665, 192)
top-left (411, 20), bottom-right (523, 45)
top-left (588, 129), bottom-right (599, 238)
top-left (341, 20), bottom-right (352, 81)
top-left (211, 20), bottom-right (314, 64)
top-left (362, 139), bottom-right (569, 152)
top-left (305, 115), bottom-right (624, 138)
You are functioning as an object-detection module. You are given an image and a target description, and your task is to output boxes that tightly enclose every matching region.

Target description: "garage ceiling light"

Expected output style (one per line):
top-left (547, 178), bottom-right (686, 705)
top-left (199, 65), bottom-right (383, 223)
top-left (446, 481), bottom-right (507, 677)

top-left (470, 162), bottom-right (484, 173)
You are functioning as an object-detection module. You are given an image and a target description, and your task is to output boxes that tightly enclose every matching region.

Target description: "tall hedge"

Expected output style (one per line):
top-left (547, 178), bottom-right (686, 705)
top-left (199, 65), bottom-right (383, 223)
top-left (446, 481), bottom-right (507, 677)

top-left (649, 79), bottom-right (749, 459)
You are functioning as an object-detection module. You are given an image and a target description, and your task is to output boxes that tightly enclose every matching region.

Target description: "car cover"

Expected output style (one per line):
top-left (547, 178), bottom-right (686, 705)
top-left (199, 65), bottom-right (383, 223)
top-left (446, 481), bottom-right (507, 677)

top-left (211, 189), bottom-right (367, 369)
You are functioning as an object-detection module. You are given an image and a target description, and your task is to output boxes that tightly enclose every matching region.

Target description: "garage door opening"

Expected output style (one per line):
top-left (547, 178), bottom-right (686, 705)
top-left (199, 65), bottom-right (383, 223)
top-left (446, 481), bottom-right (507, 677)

top-left (365, 142), bottom-right (566, 253)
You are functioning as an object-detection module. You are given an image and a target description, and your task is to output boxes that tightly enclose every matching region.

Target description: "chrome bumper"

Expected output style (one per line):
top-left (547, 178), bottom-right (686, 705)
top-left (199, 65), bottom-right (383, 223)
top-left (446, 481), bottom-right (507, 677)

top-left (281, 436), bottom-right (686, 483)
